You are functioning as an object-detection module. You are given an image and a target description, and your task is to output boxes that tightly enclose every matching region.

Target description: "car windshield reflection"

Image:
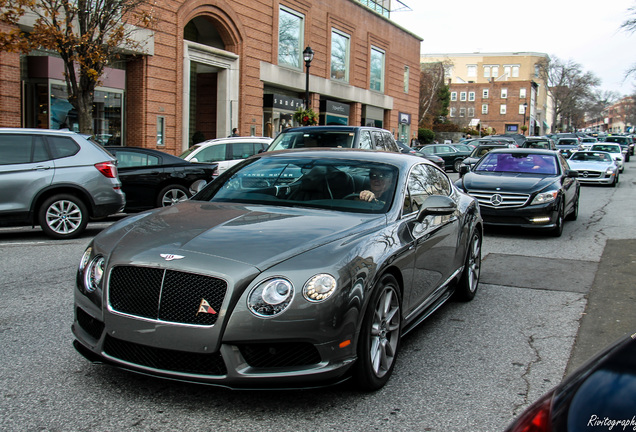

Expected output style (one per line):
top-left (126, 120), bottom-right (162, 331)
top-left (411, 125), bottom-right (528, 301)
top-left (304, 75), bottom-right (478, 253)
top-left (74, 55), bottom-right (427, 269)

top-left (194, 157), bottom-right (398, 214)
top-left (474, 152), bottom-right (558, 175)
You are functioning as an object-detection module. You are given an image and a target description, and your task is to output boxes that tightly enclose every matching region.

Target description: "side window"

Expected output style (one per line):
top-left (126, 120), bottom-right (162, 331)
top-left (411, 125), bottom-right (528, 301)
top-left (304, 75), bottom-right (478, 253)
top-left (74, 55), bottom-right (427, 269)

top-left (404, 164), bottom-right (452, 214)
top-left (47, 136), bottom-right (80, 159)
top-left (371, 131), bottom-right (384, 150)
top-left (0, 135), bottom-right (49, 165)
top-left (359, 130), bottom-right (373, 150)
top-left (231, 143), bottom-right (256, 160)
top-left (195, 144), bottom-right (227, 163)
top-left (114, 151), bottom-right (159, 168)
top-left (382, 132), bottom-right (398, 151)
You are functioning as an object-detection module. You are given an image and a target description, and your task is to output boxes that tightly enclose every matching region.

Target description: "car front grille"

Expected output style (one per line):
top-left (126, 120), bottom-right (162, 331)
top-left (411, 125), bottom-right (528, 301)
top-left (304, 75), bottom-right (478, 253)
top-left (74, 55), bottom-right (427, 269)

top-left (577, 170), bottom-right (602, 179)
top-left (108, 266), bottom-right (227, 326)
top-left (103, 335), bottom-right (227, 375)
top-left (237, 342), bottom-right (322, 368)
top-left (468, 190), bottom-right (530, 208)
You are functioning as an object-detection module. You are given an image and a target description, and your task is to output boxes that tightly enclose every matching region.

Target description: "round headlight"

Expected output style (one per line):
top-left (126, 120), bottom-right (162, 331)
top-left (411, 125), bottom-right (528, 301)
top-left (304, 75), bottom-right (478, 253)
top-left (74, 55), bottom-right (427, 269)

top-left (79, 247), bottom-right (92, 273)
top-left (303, 274), bottom-right (337, 302)
top-left (84, 256), bottom-right (105, 293)
top-left (248, 278), bottom-right (294, 317)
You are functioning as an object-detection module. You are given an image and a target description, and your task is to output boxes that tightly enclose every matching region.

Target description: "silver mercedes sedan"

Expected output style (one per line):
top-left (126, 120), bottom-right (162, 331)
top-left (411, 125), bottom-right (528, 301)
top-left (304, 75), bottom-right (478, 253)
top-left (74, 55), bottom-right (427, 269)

top-left (73, 149), bottom-right (483, 390)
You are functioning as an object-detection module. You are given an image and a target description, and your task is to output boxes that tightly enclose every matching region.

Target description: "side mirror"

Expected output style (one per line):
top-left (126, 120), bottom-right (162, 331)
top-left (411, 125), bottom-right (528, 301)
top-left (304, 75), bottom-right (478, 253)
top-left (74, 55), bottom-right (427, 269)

top-left (416, 195), bottom-right (457, 223)
top-left (566, 169), bottom-right (579, 178)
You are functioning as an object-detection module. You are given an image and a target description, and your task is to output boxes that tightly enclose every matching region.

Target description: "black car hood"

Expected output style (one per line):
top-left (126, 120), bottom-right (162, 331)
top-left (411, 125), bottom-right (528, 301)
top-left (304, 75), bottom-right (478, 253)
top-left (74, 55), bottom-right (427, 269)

top-left (97, 201), bottom-right (382, 271)
top-left (459, 171), bottom-right (559, 193)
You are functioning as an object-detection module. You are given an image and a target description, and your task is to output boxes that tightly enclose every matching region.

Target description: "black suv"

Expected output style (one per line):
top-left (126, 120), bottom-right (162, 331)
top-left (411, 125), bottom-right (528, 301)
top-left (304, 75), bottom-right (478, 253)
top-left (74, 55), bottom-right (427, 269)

top-left (0, 129), bottom-right (125, 238)
top-left (267, 126), bottom-right (400, 153)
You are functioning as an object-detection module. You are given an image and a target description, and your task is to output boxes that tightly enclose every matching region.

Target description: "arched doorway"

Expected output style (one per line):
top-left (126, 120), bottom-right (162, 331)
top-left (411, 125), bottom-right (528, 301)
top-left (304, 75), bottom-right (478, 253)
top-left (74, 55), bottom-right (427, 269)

top-left (182, 16), bottom-right (239, 151)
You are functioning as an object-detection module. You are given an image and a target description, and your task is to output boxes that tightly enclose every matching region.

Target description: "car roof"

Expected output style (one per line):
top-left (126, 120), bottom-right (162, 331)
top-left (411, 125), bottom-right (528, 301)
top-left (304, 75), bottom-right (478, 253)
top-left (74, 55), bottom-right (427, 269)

top-left (196, 136), bottom-right (273, 146)
top-left (486, 148), bottom-right (558, 155)
top-left (0, 128), bottom-right (80, 136)
top-left (279, 125), bottom-right (388, 133)
top-left (261, 148), bottom-right (427, 170)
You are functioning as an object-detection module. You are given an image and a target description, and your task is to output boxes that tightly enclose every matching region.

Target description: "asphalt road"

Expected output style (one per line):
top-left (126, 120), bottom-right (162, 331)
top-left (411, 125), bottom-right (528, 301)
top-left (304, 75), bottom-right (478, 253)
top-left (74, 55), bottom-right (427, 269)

top-left (1, 162), bottom-right (635, 431)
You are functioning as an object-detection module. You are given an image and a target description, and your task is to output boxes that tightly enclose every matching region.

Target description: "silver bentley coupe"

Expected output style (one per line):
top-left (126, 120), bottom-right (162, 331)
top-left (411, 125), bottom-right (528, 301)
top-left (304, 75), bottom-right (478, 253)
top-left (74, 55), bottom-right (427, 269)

top-left (73, 149), bottom-right (483, 390)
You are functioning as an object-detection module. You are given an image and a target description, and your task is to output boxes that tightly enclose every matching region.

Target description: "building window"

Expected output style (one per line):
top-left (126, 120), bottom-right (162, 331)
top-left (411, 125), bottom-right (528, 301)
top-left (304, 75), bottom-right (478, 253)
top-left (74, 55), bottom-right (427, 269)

top-left (331, 29), bottom-right (350, 82)
top-left (492, 66), bottom-right (499, 77)
top-left (450, 107), bottom-right (456, 117)
top-left (504, 65), bottom-right (511, 78)
top-left (520, 88), bottom-right (527, 98)
top-left (451, 92), bottom-right (457, 101)
top-left (467, 65), bottom-right (477, 77)
top-left (501, 88), bottom-right (508, 99)
top-left (483, 66), bottom-right (491, 78)
top-left (278, 7), bottom-right (304, 69)
top-left (459, 107), bottom-right (466, 117)
top-left (500, 104), bottom-right (507, 115)
top-left (404, 66), bottom-right (409, 93)
top-left (370, 46), bottom-right (385, 92)
top-left (460, 92), bottom-right (467, 101)
top-left (468, 91), bottom-right (475, 101)
top-left (518, 104), bottom-right (525, 115)
top-left (157, 116), bottom-right (165, 146)
top-left (482, 104), bottom-right (488, 114)
top-left (512, 66), bottom-right (520, 78)
top-left (468, 107), bottom-right (475, 117)
top-left (483, 89), bottom-right (489, 98)
top-left (534, 64), bottom-right (540, 77)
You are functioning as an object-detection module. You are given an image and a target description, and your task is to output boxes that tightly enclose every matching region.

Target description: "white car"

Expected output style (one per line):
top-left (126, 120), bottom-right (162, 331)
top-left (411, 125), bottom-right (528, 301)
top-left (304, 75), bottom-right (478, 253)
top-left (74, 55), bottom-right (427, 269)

top-left (589, 143), bottom-right (625, 172)
top-left (180, 136), bottom-right (272, 176)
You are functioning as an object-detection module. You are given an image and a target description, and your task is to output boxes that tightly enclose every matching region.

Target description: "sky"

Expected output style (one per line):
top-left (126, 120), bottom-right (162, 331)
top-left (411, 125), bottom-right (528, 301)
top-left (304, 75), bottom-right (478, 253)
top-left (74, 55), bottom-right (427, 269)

top-left (391, 0), bottom-right (636, 96)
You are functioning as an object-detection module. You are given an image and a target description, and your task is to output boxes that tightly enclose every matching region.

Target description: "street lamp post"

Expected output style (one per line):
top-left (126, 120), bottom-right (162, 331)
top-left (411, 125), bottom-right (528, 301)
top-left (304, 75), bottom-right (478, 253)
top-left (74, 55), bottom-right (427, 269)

top-left (303, 46), bottom-right (314, 109)
top-left (522, 102), bottom-right (528, 135)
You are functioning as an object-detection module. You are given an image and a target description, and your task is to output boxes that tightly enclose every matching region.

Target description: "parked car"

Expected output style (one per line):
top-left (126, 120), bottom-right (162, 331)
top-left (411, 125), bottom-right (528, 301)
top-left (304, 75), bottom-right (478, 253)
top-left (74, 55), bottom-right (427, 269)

top-left (180, 136), bottom-right (272, 176)
top-left (0, 128), bottom-right (125, 239)
top-left (555, 138), bottom-right (582, 158)
top-left (456, 148), bottom-right (580, 237)
top-left (105, 146), bottom-right (218, 212)
top-left (398, 141), bottom-right (445, 169)
top-left (589, 143), bottom-right (625, 172)
top-left (459, 143), bottom-right (516, 173)
top-left (490, 133), bottom-right (526, 147)
top-left (603, 135), bottom-right (634, 158)
top-left (521, 136), bottom-right (556, 150)
top-left (567, 151), bottom-right (619, 187)
top-left (267, 125), bottom-right (400, 153)
top-left (417, 144), bottom-right (472, 172)
top-left (504, 332), bottom-right (636, 432)
top-left (73, 149), bottom-right (483, 390)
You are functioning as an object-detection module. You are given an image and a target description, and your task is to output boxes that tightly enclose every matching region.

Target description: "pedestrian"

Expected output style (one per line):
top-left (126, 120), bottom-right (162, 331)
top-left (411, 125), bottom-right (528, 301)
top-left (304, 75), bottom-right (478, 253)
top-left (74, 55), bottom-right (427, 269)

top-left (229, 128), bottom-right (239, 137)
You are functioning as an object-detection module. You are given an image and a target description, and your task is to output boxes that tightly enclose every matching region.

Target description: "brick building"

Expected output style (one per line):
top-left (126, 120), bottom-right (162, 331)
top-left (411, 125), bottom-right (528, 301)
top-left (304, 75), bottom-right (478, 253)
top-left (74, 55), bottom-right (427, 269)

top-left (0, 0), bottom-right (421, 155)
top-left (584, 96), bottom-right (635, 133)
top-left (421, 52), bottom-right (552, 136)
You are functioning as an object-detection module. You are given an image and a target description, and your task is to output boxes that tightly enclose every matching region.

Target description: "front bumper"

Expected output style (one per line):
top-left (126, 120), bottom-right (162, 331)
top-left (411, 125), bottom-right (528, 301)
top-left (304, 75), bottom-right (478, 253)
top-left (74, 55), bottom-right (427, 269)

top-left (478, 201), bottom-right (559, 229)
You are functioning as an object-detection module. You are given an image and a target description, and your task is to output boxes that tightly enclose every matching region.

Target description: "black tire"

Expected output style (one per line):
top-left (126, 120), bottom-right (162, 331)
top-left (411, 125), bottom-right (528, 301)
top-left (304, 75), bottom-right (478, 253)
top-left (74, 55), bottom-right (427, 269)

top-left (353, 274), bottom-right (402, 391)
top-left (549, 202), bottom-right (564, 237)
top-left (157, 185), bottom-right (190, 207)
top-left (453, 159), bottom-right (463, 172)
top-left (454, 230), bottom-right (481, 302)
top-left (38, 194), bottom-right (88, 239)
top-left (566, 193), bottom-right (579, 221)
top-left (611, 173), bottom-right (619, 187)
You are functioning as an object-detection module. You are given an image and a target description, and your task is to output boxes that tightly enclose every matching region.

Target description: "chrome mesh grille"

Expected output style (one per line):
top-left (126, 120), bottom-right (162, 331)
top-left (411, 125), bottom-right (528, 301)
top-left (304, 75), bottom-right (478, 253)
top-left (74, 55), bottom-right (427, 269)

top-left (108, 266), bottom-right (227, 326)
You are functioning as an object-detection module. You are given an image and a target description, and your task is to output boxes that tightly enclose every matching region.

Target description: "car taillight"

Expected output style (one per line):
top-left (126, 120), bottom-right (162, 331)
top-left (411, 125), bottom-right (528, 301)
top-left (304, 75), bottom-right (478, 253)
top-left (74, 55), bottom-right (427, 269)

top-left (504, 392), bottom-right (553, 432)
top-left (95, 162), bottom-right (118, 178)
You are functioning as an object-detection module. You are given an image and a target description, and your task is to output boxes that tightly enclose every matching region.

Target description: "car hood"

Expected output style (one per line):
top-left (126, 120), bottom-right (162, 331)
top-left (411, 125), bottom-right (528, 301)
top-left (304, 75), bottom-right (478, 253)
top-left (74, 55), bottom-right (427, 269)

top-left (568, 161), bottom-right (614, 170)
top-left (459, 171), bottom-right (559, 193)
top-left (97, 201), bottom-right (382, 272)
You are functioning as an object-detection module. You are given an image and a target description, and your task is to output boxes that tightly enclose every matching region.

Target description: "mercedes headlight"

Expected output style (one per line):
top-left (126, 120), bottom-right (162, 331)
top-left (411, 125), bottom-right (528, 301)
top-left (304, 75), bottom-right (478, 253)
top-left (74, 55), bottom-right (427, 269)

top-left (303, 274), bottom-right (337, 302)
top-left (248, 278), bottom-right (294, 317)
top-left (531, 191), bottom-right (558, 205)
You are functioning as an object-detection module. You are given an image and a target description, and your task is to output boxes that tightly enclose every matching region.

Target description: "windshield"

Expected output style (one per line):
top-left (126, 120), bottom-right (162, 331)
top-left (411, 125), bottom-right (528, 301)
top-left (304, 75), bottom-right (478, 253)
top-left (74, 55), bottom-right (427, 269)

top-left (569, 152), bottom-right (612, 162)
top-left (193, 156), bottom-right (398, 214)
top-left (269, 130), bottom-right (356, 151)
top-left (474, 152), bottom-right (558, 175)
top-left (591, 145), bottom-right (620, 153)
top-left (525, 140), bottom-right (551, 149)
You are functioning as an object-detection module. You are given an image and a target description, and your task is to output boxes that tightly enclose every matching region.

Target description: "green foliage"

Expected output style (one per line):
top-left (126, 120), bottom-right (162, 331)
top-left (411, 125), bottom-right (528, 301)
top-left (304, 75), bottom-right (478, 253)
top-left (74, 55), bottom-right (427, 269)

top-left (293, 107), bottom-right (318, 126)
top-left (418, 128), bottom-right (435, 144)
top-left (432, 122), bottom-right (460, 132)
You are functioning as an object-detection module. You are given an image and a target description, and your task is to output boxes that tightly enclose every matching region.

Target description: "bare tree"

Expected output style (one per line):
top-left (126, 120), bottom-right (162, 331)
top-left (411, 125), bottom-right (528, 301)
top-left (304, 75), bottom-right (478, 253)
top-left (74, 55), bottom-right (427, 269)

top-left (537, 56), bottom-right (600, 132)
top-left (0, 0), bottom-right (155, 134)
top-left (621, 2), bottom-right (636, 81)
top-left (419, 61), bottom-right (451, 127)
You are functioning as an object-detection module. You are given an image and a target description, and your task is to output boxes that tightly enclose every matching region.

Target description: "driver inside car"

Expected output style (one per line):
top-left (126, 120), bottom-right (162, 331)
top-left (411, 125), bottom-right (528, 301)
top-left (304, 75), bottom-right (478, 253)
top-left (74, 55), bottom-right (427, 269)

top-left (359, 168), bottom-right (394, 202)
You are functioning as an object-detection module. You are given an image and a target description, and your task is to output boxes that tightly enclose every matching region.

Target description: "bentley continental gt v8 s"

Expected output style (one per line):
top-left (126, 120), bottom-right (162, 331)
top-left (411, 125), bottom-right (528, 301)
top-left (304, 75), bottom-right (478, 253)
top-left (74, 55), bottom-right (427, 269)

top-left (73, 149), bottom-right (483, 390)
top-left (456, 148), bottom-right (579, 237)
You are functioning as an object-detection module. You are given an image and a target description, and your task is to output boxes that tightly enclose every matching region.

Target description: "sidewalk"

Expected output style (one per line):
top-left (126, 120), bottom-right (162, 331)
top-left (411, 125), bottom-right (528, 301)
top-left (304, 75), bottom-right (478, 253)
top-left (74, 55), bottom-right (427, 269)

top-left (565, 238), bottom-right (636, 375)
